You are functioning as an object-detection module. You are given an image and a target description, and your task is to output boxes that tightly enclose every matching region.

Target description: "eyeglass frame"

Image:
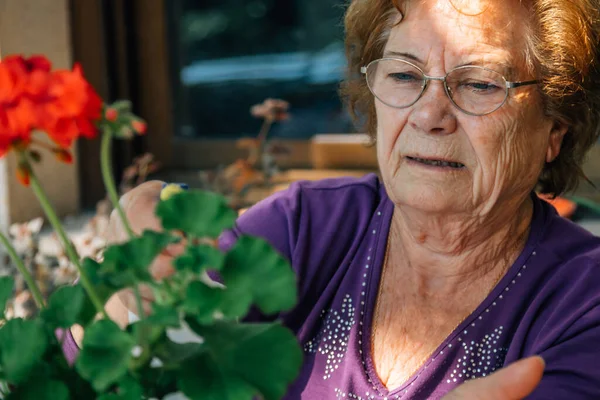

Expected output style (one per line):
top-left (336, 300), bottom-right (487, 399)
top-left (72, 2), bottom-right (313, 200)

top-left (360, 57), bottom-right (539, 116)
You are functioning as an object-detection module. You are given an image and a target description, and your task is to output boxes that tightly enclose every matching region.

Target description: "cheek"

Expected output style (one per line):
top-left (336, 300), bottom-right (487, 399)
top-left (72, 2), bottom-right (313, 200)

top-left (375, 104), bottom-right (408, 162)
top-left (471, 114), bottom-right (547, 197)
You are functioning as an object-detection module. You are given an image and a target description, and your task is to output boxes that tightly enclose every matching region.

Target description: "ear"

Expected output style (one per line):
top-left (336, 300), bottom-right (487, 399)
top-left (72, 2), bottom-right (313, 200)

top-left (546, 121), bottom-right (568, 163)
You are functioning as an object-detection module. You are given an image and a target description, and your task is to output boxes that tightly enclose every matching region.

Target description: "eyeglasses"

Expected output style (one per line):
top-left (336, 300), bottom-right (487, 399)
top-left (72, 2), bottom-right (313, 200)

top-left (360, 58), bottom-right (539, 116)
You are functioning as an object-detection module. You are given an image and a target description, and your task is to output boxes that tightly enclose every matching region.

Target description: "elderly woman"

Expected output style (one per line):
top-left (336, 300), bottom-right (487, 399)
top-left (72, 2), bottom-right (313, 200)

top-left (69, 0), bottom-right (600, 398)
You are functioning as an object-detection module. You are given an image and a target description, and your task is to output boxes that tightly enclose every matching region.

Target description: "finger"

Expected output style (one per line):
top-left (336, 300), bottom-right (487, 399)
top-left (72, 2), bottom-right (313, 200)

top-left (149, 253), bottom-right (176, 280)
top-left (117, 287), bottom-right (155, 316)
top-left (443, 356), bottom-right (545, 400)
top-left (122, 180), bottom-right (165, 235)
top-left (106, 180), bottom-right (165, 245)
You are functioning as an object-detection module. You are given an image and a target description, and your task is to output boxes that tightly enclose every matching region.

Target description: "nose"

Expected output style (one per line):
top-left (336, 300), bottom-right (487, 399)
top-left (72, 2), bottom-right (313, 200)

top-left (407, 79), bottom-right (457, 135)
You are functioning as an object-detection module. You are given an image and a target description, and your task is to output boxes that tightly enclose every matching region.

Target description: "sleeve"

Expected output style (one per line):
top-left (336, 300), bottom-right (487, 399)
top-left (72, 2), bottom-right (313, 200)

top-left (217, 183), bottom-right (303, 323)
top-left (527, 257), bottom-right (600, 399)
top-left (59, 327), bottom-right (80, 365)
top-left (218, 182), bottom-right (302, 262)
top-left (529, 309), bottom-right (600, 399)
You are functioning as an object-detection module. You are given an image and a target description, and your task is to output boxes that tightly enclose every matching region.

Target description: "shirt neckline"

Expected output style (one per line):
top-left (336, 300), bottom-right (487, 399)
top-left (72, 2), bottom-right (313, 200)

top-left (358, 191), bottom-right (549, 398)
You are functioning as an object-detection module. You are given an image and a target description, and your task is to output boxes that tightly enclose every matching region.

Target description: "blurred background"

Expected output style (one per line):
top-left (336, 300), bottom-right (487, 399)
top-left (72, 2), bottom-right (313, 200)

top-left (0, 0), bottom-right (599, 252)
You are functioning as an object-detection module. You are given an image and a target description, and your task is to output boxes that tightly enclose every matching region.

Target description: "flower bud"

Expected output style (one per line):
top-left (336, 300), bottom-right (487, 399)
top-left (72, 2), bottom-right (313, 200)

top-left (132, 120), bottom-right (147, 135)
top-left (53, 148), bottom-right (73, 164)
top-left (16, 165), bottom-right (30, 186)
top-left (105, 107), bottom-right (119, 122)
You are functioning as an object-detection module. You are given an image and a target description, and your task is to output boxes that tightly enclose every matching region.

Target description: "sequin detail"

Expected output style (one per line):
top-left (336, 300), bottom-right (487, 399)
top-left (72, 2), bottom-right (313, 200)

top-left (446, 326), bottom-right (508, 384)
top-left (335, 388), bottom-right (399, 400)
top-left (304, 294), bottom-right (356, 380)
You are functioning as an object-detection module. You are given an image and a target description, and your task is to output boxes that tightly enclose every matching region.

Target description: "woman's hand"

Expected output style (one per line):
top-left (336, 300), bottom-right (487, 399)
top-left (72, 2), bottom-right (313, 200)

top-left (72, 181), bottom-right (184, 346)
top-left (108, 181), bottom-right (186, 320)
top-left (442, 356), bottom-right (545, 400)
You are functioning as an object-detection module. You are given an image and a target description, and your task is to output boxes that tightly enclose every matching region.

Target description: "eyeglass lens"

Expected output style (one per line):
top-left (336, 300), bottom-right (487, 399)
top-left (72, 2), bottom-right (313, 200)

top-left (366, 59), bottom-right (508, 115)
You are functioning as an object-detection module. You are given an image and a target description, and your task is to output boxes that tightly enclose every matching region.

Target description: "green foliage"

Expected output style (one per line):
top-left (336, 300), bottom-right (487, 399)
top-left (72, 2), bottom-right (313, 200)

top-left (0, 319), bottom-right (47, 384)
top-left (222, 236), bottom-right (297, 316)
top-left (75, 320), bottom-right (135, 392)
top-left (174, 244), bottom-right (225, 273)
top-left (7, 378), bottom-right (70, 400)
top-left (156, 190), bottom-right (237, 238)
top-left (179, 320), bottom-right (303, 400)
top-left (96, 376), bottom-right (142, 400)
top-left (100, 230), bottom-right (179, 285)
top-left (0, 276), bottom-right (14, 319)
top-left (41, 285), bottom-right (86, 329)
top-left (0, 189), bottom-right (301, 399)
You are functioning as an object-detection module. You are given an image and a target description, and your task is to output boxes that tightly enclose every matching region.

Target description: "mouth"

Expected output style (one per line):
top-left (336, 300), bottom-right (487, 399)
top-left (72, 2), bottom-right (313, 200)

top-left (406, 156), bottom-right (465, 169)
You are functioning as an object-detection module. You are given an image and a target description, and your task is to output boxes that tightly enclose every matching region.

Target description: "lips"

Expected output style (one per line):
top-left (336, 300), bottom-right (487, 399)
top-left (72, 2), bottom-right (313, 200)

top-left (407, 156), bottom-right (465, 169)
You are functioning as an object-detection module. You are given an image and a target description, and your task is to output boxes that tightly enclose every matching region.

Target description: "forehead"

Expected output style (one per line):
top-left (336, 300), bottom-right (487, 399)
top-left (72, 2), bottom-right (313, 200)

top-left (385, 0), bottom-right (531, 71)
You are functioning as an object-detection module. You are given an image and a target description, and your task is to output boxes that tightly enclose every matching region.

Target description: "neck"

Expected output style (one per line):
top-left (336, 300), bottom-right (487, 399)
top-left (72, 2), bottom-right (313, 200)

top-left (389, 195), bottom-right (533, 298)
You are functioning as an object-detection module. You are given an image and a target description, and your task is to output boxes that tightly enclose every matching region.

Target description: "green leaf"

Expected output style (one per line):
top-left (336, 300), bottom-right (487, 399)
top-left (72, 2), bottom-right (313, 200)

top-left (222, 236), bottom-right (297, 317)
top-left (146, 304), bottom-right (180, 328)
top-left (97, 375), bottom-right (143, 400)
top-left (100, 230), bottom-right (178, 286)
top-left (179, 359), bottom-right (256, 400)
top-left (8, 378), bottom-right (70, 400)
top-left (156, 191), bottom-right (237, 238)
top-left (179, 321), bottom-right (302, 400)
top-left (110, 100), bottom-right (133, 113)
top-left (127, 320), bottom-right (164, 348)
top-left (75, 320), bottom-right (135, 392)
top-left (0, 277), bottom-right (14, 319)
top-left (174, 245), bottom-right (225, 273)
top-left (81, 257), bottom-right (121, 301)
top-left (76, 259), bottom-right (119, 326)
top-left (0, 319), bottom-right (47, 384)
top-left (153, 340), bottom-right (205, 369)
top-left (41, 285), bottom-right (85, 328)
top-left (183, 281), bottom-right (225, 324)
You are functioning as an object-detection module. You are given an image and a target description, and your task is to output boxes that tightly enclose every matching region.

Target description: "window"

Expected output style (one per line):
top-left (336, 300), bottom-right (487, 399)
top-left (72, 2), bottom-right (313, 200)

top-left (168, 0), bottom-right (355, 140)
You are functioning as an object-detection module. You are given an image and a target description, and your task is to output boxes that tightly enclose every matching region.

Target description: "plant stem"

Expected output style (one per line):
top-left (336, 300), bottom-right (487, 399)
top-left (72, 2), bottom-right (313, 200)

top-left (0, 231), bottom-right (45, 309)
top-left (22, 153), bottom-right (108, 318)
top-left (100, 128), bottom-right (146, 322)
top-left (248, 118), bottom-right (273, 166)
top-left (101, 127), bottom-right (135, 238)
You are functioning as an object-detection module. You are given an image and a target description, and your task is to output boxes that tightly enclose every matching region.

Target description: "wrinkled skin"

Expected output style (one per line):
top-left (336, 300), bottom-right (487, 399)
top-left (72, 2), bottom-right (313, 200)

top-left (377, 0), bottom-right (567, 248)
top-left (370, 0), bottom-right (568, 391)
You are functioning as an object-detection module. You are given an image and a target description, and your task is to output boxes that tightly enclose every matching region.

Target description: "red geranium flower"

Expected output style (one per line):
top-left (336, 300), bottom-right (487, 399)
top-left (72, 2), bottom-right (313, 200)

top-left (38, 63), bottom-right (102, 147)
top-left (0, 56), bottom-right (45, 156)
top-left (0, 55), bottom-right (102, 157)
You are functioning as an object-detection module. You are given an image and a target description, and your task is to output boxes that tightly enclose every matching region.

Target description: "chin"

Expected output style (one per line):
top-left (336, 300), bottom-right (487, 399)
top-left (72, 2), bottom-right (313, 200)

top-left (386, 174), bottom-right (470, 214)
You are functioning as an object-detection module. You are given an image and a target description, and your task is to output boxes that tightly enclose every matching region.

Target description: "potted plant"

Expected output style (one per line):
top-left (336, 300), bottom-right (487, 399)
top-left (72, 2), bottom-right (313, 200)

top-left (0, 55), bottom-right (302, 399)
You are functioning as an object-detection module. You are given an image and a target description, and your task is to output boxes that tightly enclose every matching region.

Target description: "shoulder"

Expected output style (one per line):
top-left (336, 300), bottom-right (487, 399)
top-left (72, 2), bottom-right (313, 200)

top-left (522, 200), bottom-right (600, 351)
top-left (507, 201), bottom-right (600, 398)
top-left (219, 174), bottom-right (386, 317)
top-left (220, 173), bottom-right (384, 260)
top-left (535, 203), bottom-right (600, 294)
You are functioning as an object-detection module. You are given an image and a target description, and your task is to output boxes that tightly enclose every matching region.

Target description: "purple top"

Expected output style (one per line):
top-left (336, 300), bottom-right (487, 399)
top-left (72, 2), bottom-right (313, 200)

top-left (64, 174), bottom-right (600, 399)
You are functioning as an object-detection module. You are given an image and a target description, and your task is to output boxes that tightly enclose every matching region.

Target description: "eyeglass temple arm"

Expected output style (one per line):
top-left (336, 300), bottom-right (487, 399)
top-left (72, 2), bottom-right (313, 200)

top-left (507, 79), bottom-right (539, 89)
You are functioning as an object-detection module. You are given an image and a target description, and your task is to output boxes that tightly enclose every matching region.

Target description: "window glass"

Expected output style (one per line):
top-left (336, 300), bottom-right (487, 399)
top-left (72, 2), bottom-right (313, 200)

top-left (170, 0), bottom-right (355, 139)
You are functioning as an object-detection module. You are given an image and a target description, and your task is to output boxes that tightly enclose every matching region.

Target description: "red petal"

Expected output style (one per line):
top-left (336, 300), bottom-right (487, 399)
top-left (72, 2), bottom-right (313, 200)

top-left (16, 166), bottom-right (30, 186)
top-left (105, 107), bottom-right (118, 122)
top-left (132, 120), bottom-right (147, 135)
top-left (53, 148), bottom-right (73, 164)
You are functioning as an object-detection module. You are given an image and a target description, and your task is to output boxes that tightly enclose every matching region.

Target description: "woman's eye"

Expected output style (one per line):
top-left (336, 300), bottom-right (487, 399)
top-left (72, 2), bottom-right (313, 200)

top-left (463, 81), bottom-right (500, 91)
top-left (389, 72), bottom-right (419, 82)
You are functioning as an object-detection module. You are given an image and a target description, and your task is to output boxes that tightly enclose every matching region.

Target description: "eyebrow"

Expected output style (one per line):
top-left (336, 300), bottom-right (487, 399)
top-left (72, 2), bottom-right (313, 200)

top-left (383, 51), bottom-right (423, 63)
top-left (382, 50), bottom-right (515, 76)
